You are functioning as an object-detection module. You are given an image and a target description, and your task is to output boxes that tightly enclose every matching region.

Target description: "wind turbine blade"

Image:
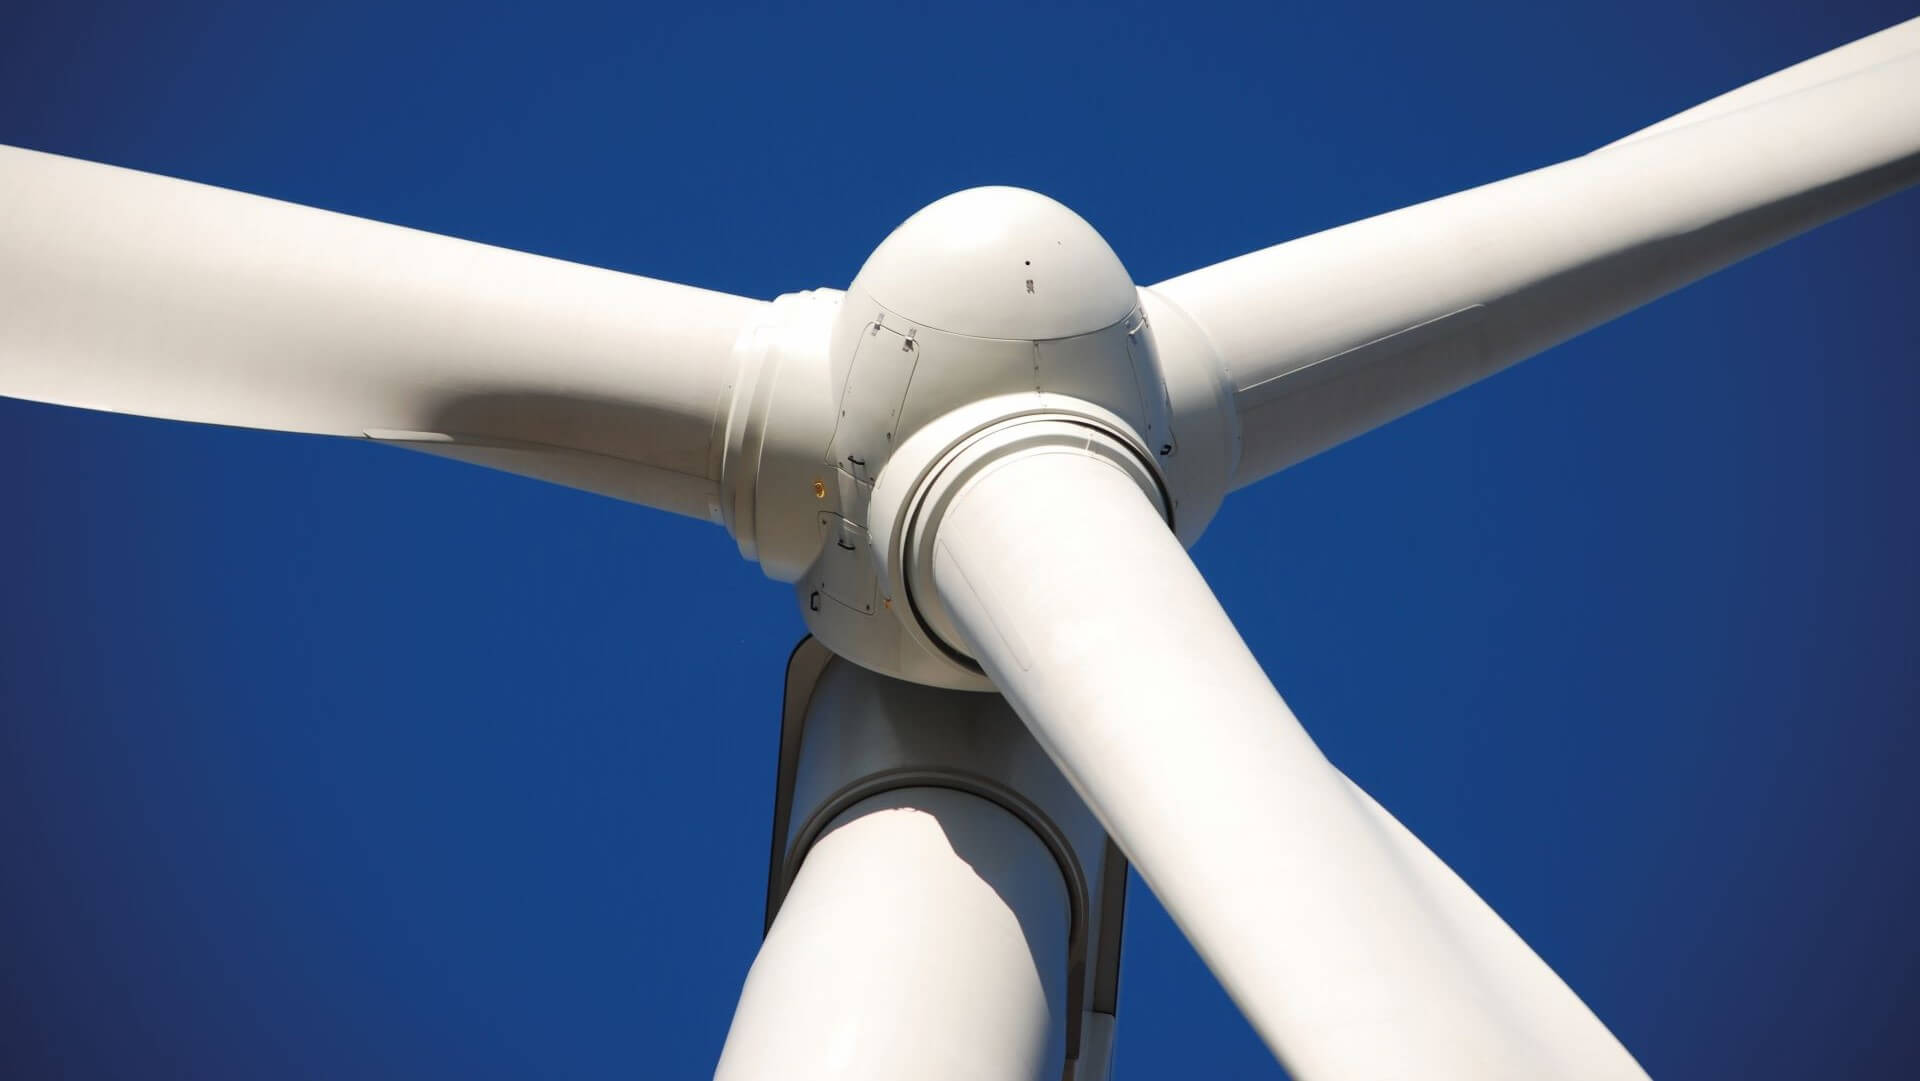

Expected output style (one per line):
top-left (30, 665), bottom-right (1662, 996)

top-left (1151, 26), bottom-right (1920, 491)
top-left (1337, 772), bottom-right (1638, 1068)
top-left (0, 145), bottom-right (768, 519)
top-left (925, 445), bottom-right (1648, 1080)
top-left (1607, 16), bottom-right (1920, 147)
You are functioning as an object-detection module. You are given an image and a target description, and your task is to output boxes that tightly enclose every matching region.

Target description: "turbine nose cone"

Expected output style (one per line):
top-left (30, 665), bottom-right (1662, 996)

top-left (852, 187), bottom-right (1137, 340)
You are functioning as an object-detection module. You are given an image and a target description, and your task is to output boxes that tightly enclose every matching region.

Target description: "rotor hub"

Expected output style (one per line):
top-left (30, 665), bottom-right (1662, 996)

top-left (719, 188), bottom-right (1236, 688)
top-left (839, 186), bottom-right (1139, 343)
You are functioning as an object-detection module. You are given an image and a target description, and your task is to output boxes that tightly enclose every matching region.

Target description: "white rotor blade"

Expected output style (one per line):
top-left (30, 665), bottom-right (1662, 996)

top-left (927, 446), bottom-right (1646, 1080)
top-left (1151, 24), bottom-right (1920, 489)
top-left (1608, 16), bottom-right (1920, 147)
top-left (0, 145), bottom-right (768, 518)
top-left (1338, 772), bottom-right (1636, 1068)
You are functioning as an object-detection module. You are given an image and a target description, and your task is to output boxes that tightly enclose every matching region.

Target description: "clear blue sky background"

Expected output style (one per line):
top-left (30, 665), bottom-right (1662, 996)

top-left (2, 2), bottom-right (1917, 1078)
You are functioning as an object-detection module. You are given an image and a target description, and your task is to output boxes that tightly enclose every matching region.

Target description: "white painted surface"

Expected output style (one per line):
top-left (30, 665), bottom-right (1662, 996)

top-left (846, 186), bottom-right (1136, 341)
top-left (789, 187), bottom-right (1218, 686)
top-left (715, 787), bottom-right (1068, 1081)
top-left (1608, 16), bottom-right (1920, 146)
top-left (1154, 49), bottom-right (1920, 489)
top-left (762, 651), bottom-right (1124, 1079)
top-left (925, 442), bottom-right (1648, 1080)
top-left (0, 145), bottom-right (766, 518)
top-left (2, 20), bottom-right (1915, 1076)
top-left (719, 289), bottom-right (845, 576)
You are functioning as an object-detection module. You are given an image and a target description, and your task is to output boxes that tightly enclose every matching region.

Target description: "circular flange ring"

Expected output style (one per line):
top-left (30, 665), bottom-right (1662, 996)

top-left (868, 396), bottom-right (1171, 676)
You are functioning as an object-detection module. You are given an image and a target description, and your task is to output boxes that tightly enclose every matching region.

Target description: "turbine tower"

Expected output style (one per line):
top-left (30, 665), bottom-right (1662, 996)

top-left (3, 16), bottom-right (1917, 1080)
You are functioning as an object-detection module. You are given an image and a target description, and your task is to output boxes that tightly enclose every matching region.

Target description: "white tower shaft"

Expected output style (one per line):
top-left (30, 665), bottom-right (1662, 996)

top-left (715, 785), bottom-right (1068, 1081)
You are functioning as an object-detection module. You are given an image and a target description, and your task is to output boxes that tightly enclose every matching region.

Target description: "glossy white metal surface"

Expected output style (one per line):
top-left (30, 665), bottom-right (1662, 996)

top-left (1340, 773), bottom-right (1644, 1073)
top-left (1608, 16), bottom-right (1920, 146)
top-left (0, 145), bottom-right (767, 519)
top-left (718, 288), bottom-right (845, 578)
top-left (778, 188), bottom-right (1228, 686)
top-left (2, 17), bottom-right (1915, 1077)
top-left (1136, 286), bottom-right (1239, 543)
top-left (923, 441), bottom-right (1648, 1080)
top-left (846, 186), bottom-right (1136, 342)
top-left (795, 304), bottom-right (1171, 685)
top-left (715, 786), bottom-right (1069, 1081)
top-left (869, 407), bottom-right (1164, 676)
top-left (757, 647), bottom-right (1125, 1079)
top-left (1154, 45), bottom-right (1920, 490)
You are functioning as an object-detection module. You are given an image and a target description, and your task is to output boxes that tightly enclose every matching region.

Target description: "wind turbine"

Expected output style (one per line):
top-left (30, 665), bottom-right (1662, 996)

top-left (2, 10), bottom-right (1917, 1079)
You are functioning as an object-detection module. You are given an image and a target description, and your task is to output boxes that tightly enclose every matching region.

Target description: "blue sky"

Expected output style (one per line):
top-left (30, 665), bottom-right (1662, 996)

top-left (2, 2), bottom-right (1917, 1078)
